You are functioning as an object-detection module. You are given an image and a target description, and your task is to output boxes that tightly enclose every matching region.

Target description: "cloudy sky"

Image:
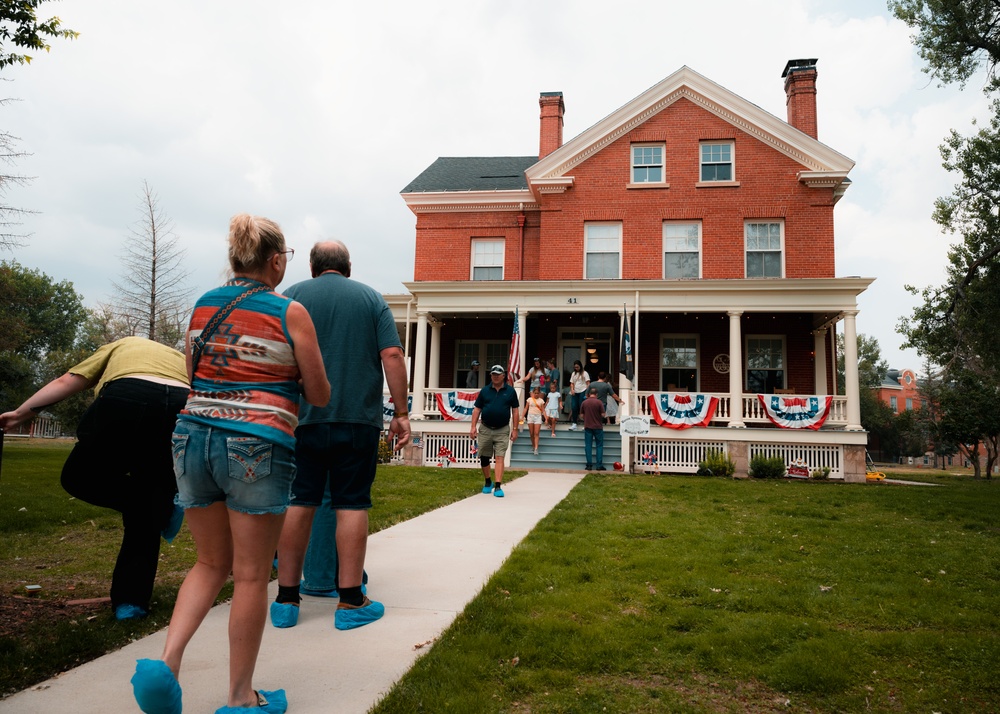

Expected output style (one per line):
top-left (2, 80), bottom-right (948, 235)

top-left (2, 0), bottom-right (990, 370)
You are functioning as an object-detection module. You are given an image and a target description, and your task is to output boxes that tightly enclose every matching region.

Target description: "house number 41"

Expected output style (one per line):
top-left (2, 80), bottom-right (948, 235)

top-left (567, 297), bottom-right (577, 304)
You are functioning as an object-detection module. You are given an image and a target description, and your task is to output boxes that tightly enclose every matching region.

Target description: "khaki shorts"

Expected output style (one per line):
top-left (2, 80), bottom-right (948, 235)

top-left (477, 424), bottom-right (511, 460)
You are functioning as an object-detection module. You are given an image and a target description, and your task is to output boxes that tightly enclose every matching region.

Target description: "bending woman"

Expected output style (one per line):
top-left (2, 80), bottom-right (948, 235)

top-left (132, 214), bottom-right (329, 714)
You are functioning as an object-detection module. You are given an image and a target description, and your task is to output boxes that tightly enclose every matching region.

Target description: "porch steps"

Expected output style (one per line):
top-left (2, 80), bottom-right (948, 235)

top-left (509, 424), bottom-right (622, 470)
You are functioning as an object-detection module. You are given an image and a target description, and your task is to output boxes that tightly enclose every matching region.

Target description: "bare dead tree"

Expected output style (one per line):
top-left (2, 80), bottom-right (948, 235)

top-left (0, 97), bottom-right (35, 251)
top-left (111, 180), bottom-right (191, 344)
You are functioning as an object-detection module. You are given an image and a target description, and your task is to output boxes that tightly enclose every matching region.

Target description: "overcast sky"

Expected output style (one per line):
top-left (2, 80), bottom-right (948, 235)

top-left (2, 0), bottom-right (990, 371)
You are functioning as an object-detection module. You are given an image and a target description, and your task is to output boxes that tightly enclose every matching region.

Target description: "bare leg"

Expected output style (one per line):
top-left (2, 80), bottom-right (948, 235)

top-left (494, 455), bottom-right (505, 485)
top-left (530, 424), bottom-right (540, 450)
top-left (225, 509), bottom-right (286, 707)
top-left (276, 505), bottom-right (316, 588)
top-left (160, 502), bottom-right (234, 677)
top-left (335, 509), bottom-right (369, 589)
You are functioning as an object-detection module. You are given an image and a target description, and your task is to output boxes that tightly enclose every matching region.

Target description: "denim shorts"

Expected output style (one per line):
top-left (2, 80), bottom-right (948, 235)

top-left (291, 422), bottom-right (380, 510)
top-left (171, 421), bottom-right (295, 515)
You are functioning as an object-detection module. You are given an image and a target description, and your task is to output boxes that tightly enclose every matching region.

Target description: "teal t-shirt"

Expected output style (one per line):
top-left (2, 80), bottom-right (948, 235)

top-left (284, 272), bottom-right (401, 428)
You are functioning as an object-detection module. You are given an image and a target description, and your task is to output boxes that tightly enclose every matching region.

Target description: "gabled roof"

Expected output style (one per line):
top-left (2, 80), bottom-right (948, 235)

top-left (401, 156), bottom-right (537, 193)
top-left (527, 65), bottom-right (855, 196)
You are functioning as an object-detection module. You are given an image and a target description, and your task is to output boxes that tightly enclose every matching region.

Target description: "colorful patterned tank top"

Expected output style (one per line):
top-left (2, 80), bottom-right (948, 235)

top-left (178, 279), bottom-right (301, 450)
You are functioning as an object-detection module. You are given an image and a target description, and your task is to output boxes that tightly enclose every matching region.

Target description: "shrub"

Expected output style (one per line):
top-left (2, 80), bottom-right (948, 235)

top-left (377, 438), bottom-right (394, 465)
top-left (697, 449), bottom-right (736, 478)
top-left (749, 454), bottom-right (786, 479)
top-left (810, 467), bottom-right (831, 480)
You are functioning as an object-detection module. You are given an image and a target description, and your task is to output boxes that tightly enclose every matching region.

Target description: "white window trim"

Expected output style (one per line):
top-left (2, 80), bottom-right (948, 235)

top-left (662, 221), bottom-right (702, 279)
top-left (696, 141), bottom-right (737, 186)
top-left (456, 340), bottom-right (508, 388)
top-left (659, 333), bottom-right (700, 392)
top-left (744, 220), bottom-right (785, 279)
top-left (584, 222), bottom-right (622, 280)
top-left (470, 238), bottom-right (504, 281)
top-left (745, 334), bottom-right (786, 392)
top-left (628, 143), bottom-right (668, 188)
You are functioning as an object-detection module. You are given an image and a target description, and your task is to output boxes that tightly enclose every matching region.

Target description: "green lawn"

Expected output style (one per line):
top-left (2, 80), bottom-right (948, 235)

top-left (2, 439), bottom-right (998, 712)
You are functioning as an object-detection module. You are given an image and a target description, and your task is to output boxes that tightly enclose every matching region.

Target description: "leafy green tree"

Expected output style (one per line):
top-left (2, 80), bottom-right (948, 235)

top-left (0, 260), bottom-right (86, 410)
top-left (0, 0), bottom-right (78, 70)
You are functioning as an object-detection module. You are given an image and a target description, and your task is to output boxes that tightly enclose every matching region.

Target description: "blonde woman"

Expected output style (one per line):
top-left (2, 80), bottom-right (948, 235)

top-left (132, 214), bottom-right (329, 714)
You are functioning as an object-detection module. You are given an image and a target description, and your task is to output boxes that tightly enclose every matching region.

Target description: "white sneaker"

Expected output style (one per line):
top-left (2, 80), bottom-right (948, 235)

top-left (533, 448), bottom-right (538, 455)
top-left (568, 423), bottom-right (577, 430)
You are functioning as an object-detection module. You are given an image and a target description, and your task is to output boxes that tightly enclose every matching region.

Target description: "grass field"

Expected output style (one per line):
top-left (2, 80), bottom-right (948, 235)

top-left (2, 438), bottom-right (998, 712)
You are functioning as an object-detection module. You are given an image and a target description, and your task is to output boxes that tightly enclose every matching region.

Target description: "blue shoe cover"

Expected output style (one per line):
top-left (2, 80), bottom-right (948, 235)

top-left (214, 688), bottom-right (288, 714)
top-left (116, 603), bottom-right (149, 620)
top-left (482, 484), bottom-right (492, 494)
top-left (335, 598), bottom-right (384, 630)
top-left (161, 504), bottom-right (185, 543)
top-left (493, 487), bottom-right (505, 498)
top-left (132, 658), bottom-right (182, 714)
top-left (269, 601), bottom-right (299, 628)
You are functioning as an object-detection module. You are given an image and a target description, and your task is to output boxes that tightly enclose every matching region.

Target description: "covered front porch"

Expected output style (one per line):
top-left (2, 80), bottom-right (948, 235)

top-left (384, 277), bottom-right (874, 480)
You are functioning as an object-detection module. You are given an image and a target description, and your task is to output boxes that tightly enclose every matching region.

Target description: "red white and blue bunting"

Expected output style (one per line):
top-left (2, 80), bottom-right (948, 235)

top-left (647, 393), bottom-right (718, 429)
top-left (757, 395), bottom-right (833, 430)
top-left (435, 390), bottom-right (480, 421)
top-left (382, 395), bottom-right (414, 422)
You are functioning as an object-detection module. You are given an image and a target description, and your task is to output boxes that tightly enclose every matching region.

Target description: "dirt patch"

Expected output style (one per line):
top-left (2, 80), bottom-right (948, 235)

top-left (0, 593), bottom-right (108, 641)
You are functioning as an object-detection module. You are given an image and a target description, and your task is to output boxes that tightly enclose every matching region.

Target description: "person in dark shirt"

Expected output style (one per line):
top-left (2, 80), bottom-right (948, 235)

top-left (469, 365), bottom-right (520, 497)
top-left (580, 387), bottom-right (608, 471)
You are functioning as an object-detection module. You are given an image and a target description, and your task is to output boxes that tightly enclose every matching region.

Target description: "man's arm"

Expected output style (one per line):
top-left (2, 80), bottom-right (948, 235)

top-left (469, 406), bottom-right (482, 438)
top-left (380, 345), bottom-right (411, 450)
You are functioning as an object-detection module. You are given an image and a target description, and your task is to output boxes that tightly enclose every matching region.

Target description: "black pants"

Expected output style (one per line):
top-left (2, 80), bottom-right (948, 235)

top-left (61, 378), bottom-right (188, 610)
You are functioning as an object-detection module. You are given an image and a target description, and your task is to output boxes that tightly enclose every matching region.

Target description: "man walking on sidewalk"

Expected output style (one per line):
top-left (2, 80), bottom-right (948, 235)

top-left (469, 365), bottom-right (520, 498)
top-left (580, 387), bottom-right (607, 471)
top-left (272, 240), bottom-right (410, 631)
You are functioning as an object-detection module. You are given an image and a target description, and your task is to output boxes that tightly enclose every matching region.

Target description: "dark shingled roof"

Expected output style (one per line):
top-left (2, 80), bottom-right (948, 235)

top-left (401, 156), bottom-right (538, 193)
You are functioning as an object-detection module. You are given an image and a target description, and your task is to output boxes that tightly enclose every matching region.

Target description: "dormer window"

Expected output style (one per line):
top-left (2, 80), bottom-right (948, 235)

top-left (631, 144), bottom-right (664, 183)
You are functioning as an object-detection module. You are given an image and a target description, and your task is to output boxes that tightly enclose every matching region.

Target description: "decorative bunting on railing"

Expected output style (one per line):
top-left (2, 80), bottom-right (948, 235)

top-left (382, 395), bottom-right (413, 422)
top-left (435, 390), bottom-right (480, 421)
top-left (757, 395), bottom-right (833, 430)
top-left (647, 393), bottom-right (718, 429)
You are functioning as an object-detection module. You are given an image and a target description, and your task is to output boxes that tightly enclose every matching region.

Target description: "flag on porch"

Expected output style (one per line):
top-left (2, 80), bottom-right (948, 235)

top-left (647, 393), bottom-right (718, 429)
top-left (507, 306), bottom-right (520, 385)
top-left (619, 311), bottom-right (634, 382)
top-left (757, 394), bottom-right (832, 430)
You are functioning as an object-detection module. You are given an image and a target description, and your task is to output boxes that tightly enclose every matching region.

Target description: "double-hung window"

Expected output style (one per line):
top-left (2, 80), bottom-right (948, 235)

top-left (471, 239), bottom-right (504, 280)
top-left (663, 222), bottom-right (700, 279)
top-left (584, 223), bottom-right (621, 279)
top-left (700, 142), bottom-right (733, 182)
top-left (746, 336), bottom-right (785, 393)
top-left (661, 335), bottom-right (698, 391)
top-left (631, 144), bottom-right (664, 183)
top-left (745, 221), bottom-right (783, 278)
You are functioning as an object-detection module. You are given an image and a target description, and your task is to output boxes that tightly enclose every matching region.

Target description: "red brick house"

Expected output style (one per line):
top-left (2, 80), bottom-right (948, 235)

top-left (391, 59), bottom-right (873, 480)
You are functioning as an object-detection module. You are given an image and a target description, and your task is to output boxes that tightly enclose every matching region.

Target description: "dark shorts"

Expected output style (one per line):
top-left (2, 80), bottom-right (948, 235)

top-left (291, 422), bottom-right (381, 510)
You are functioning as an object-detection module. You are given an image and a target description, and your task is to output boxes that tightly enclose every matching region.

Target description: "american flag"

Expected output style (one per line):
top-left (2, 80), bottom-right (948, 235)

top-left (507, 306), bottom-right (520, 385)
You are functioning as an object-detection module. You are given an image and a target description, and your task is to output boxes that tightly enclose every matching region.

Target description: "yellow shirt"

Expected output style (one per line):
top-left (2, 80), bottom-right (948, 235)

top-left (70, 336), bottom-right (189, 396)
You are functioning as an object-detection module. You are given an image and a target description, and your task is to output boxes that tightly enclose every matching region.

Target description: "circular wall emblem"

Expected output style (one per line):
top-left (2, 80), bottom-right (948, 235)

top-left (713, 354), bottom-right (730, 374)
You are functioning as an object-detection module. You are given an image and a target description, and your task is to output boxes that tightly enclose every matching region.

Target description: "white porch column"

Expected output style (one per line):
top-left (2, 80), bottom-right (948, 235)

top-left (728, 310), bottom-right (745, 428)
top-left (412, 312), bottom-right (428, 420)
top-left (813, 328), bottom-right (828, 396)
top-left (517, 309), bottom-right (528, 381)
top-left (842, 310), bottom-right (863, 431)
top-left (428, 319), bottom-right (442, 389)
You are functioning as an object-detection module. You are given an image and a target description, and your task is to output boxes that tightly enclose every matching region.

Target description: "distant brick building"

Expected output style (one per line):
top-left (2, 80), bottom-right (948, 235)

top-left (390, 59), bottom-right (873, 479)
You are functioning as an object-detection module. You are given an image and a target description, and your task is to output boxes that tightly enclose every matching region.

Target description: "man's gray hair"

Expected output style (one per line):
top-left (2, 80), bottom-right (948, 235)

top-left (310, 240), bottom-right (351, 278)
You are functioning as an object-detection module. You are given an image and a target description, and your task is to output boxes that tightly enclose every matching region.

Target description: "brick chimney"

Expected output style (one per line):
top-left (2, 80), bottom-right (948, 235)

top-left (782, 58), bottom-right (818, 139)
top-left (538, 91), bottom-right (565, 159)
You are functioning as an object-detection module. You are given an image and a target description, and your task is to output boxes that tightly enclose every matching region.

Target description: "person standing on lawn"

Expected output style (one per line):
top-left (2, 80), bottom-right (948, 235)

top-left (469, 364), bottom-right (520, 497)
top-left (0, 336), bottom-right (189, 621)
top-left (580, 387), bottom-right (607, 471)
top-left (270, 239), bottom-right (410, 632)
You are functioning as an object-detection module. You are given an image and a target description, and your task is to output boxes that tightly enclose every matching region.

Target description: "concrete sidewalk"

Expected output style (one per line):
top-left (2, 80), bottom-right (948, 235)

top-left (0, 471), bottom-right (584, 714)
